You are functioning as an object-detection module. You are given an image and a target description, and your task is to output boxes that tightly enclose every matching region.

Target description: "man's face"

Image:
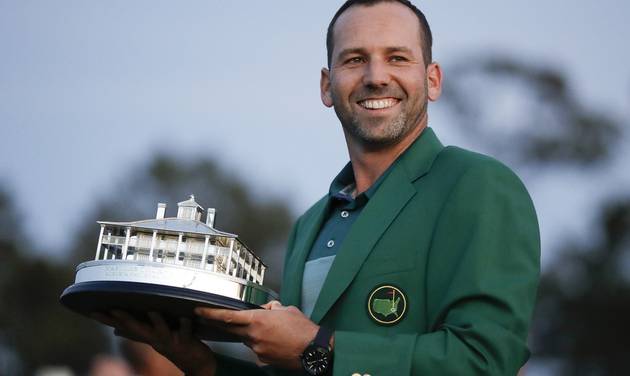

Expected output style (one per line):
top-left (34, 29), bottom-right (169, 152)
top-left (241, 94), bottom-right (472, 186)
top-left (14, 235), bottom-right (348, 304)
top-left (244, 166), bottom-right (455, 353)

top-left (321, 2), bottom-right (440, 148)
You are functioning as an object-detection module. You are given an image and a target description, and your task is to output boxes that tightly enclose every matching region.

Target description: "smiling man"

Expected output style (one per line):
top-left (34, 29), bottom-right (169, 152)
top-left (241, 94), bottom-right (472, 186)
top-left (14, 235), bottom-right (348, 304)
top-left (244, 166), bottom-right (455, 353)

top-left (319, 0), bottom-right (441, 201)
top-left (98, 1), bottom-right (540, 375)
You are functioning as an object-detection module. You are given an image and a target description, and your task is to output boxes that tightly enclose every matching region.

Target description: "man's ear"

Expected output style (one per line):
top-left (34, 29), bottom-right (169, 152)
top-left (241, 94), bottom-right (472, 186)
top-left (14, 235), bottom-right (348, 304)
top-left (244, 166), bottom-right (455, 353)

top-left (320, 68), bottom-right (334, 107)
top-left (426, 62), bottom-right (443, 102)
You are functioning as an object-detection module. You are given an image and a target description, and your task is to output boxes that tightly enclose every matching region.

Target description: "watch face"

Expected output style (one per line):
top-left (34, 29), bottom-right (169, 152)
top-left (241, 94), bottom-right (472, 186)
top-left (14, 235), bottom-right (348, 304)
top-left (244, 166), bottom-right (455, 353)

top-left (302, 345), bottom-right (330, 375)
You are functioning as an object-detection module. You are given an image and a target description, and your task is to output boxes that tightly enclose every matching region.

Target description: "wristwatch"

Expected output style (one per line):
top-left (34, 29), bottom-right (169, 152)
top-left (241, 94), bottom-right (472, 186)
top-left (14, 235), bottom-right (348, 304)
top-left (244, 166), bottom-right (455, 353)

top-left (300, 326), bottom-right (334, 375)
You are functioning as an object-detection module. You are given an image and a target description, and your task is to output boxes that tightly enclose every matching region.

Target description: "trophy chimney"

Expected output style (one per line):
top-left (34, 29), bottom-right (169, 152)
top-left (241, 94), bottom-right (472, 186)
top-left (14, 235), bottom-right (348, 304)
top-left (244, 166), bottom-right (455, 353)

top-left (206, 208), bottom-right (216, 228)
top-left (156, 203), bottom-right (167, 219)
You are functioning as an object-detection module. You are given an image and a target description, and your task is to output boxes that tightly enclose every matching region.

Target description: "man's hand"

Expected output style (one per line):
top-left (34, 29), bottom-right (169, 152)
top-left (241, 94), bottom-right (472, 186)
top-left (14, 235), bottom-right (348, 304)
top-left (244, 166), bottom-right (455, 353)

top-left (91, 310), bottom-right (216, 376)
top-left (195, 301), bottom-right (320, 370)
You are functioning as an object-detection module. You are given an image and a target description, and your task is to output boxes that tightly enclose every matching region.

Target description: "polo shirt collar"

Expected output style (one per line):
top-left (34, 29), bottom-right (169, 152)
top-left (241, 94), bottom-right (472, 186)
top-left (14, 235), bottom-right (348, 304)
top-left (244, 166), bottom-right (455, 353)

top-left (328, 127), bottom-right (444, 201)
top-left (328, 159), bottom-right (393, 204)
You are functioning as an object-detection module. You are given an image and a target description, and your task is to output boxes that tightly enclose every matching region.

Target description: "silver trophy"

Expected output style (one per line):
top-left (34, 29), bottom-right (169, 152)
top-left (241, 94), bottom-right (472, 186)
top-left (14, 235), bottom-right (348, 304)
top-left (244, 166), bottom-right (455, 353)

top-left (60, 195), bottom-right (278, 341)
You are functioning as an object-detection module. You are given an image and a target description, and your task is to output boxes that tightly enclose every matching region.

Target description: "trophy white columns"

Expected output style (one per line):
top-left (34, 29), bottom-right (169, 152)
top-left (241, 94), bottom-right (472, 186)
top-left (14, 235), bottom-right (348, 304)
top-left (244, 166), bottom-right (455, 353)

top-left (122, 227), bottom-right (131, 259)
top-left (201, 236), bottom-right (210, 267)
top-left (149, 230), bottom-right (158, 259)
top-left (87, 196), bottom-right (268, 287)
top-left (95, 225), bottom-right (105, 259)
top-left (176, 232), bottom-right (183, 262)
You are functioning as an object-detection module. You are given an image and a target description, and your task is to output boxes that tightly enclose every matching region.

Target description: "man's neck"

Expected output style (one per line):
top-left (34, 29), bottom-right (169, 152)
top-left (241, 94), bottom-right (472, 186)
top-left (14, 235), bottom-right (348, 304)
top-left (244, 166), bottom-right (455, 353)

top-left (345, 122), bottom-right (427, 196)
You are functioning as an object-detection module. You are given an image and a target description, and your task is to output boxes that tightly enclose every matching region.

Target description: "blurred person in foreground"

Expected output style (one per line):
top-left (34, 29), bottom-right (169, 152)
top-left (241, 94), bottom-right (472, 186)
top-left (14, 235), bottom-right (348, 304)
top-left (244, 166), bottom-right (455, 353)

top-left (119, 340), bottom-right (184, 376)
top-left (88, 354), bottom-right (132, 376)
top-left (88, 342), bottom-right (184, 376)
top-left (93, 0), bottom-right (540, 374)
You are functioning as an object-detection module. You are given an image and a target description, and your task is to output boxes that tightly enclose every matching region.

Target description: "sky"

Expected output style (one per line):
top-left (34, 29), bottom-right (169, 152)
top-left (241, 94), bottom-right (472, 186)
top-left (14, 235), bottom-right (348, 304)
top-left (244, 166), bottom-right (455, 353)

top-left (1, 0), bottom-right (629, 272)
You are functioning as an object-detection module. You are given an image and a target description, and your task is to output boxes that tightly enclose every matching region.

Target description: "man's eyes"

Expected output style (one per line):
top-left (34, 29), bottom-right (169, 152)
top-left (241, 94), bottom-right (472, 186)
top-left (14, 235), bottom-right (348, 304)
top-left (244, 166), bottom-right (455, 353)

top-left (389, 55), bottom-right (409, 62)
top-left (344, 56), bottom-right (365, 64)
top-left (343, 55), bottom-right (409, 65)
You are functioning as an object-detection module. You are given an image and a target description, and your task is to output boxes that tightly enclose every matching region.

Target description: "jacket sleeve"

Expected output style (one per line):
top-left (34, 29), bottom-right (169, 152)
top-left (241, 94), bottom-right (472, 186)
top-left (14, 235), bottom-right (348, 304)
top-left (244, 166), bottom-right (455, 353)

top-left (332, 160), bottom-right (540, 375)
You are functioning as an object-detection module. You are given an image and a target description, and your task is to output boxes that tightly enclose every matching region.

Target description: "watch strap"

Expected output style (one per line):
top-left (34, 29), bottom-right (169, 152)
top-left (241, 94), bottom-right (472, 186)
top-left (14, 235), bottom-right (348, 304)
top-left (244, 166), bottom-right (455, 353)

top-left (314, 326), bottom-right (333, 349)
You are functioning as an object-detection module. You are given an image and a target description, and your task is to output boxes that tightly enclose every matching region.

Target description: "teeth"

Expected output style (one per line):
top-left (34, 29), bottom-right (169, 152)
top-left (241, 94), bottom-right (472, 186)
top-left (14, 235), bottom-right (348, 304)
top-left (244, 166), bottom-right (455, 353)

top-left (359, 98), bottom-right (397, 109)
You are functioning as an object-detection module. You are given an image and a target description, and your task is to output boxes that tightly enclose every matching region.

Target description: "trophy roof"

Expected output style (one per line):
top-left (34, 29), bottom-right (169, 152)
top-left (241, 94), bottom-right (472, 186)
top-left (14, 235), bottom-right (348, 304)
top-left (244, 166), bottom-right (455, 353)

top-left (97, 218), bottom-right (237, 238)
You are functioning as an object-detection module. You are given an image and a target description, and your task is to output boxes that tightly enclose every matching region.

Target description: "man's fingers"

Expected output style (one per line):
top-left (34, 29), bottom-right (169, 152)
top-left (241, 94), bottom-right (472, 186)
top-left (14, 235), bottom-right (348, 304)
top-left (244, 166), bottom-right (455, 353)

top-left (92, 311), bottom-right (156, 345)
top-left (110, 310), bottom-right (154, 339)
top-left (261, 300), bottom-right (283, 310)
top-left (179, 317), bottom-right (193, 340)
top-left (147, 311), bottom-right (171, 340)
top-left (219, 323), bottom-right (251, 338)
top-left (285, 305), bottom-right (301, 313)
top-left (194, 307), bottom-right (253, 325)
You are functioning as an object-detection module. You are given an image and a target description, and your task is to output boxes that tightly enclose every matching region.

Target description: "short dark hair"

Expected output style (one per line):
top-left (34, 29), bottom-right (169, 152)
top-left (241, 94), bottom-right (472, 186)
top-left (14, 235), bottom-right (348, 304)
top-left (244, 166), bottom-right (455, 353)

top-left (326, 0), bottom-right (433, 68)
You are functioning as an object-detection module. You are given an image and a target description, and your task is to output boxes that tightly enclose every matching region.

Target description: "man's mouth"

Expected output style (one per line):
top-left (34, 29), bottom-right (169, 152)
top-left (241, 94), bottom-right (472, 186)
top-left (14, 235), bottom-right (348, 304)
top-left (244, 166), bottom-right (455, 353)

top-left (357, 98), bottom-right (400, 110)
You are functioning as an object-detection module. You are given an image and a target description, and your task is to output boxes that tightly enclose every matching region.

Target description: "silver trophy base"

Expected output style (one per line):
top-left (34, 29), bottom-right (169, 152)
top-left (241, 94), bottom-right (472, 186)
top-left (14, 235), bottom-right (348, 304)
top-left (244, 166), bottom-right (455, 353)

top-left (60, 260), bottom-right (279, 341)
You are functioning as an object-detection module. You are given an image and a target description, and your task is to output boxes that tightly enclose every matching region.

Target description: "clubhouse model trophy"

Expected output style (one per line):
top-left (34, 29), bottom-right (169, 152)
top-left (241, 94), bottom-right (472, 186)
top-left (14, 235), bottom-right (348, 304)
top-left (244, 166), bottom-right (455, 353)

top-left (60, 195), bottom-right (278, 341)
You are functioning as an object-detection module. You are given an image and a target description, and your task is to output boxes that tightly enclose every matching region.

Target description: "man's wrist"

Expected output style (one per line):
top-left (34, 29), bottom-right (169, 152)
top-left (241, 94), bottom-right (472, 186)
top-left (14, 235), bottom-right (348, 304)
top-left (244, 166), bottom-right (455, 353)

top-left (301, 326), bottom-right (334, 375)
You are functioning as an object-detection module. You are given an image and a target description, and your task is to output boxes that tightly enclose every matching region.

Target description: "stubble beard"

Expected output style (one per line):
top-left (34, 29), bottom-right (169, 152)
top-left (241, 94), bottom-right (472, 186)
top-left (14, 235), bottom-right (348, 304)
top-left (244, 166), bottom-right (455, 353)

top-left (335, 97), bottom-right (427, 150)
top-left (333, 80), bottom-right (429, 149)
top-left (345, 111), bottom-right (408, 148)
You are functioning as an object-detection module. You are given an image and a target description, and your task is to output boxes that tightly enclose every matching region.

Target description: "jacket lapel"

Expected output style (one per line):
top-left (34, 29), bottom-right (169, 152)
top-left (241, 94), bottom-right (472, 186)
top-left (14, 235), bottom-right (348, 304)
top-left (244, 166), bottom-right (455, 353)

top-left (281, 197), bottom-right (329, 307)
top-left (310, 167), bottom-right (415, 323)
top-left (309, 127), bottom-right (444, 323)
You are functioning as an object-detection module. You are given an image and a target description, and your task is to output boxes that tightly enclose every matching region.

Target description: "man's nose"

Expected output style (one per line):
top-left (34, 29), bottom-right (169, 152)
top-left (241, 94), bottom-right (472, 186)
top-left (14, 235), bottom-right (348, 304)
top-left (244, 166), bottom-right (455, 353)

top-left (362, 60), bottom-right (390, 87)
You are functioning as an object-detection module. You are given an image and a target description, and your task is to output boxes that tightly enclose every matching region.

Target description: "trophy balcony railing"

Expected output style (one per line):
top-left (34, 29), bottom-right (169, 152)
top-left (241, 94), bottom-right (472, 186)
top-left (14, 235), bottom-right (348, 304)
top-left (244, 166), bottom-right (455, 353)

top-left (96, 234), bottom-right (265, 285)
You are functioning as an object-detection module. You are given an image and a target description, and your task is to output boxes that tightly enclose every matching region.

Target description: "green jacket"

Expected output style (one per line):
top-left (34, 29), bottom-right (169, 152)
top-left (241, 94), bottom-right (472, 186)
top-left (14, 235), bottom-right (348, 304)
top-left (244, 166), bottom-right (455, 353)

top-left (216, 128), bottom-right (540, 375)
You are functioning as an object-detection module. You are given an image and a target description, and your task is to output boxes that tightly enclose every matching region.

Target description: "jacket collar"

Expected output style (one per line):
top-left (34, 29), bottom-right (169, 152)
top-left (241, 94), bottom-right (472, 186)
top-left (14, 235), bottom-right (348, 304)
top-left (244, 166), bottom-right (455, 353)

top-left (397, 126), bottom-right (444, 182)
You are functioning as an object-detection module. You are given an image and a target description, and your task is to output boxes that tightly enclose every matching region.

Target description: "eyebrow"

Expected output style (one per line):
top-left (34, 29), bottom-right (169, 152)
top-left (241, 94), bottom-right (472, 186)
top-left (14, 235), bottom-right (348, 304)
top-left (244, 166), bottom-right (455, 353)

top-left (384, 46), bottom-right (414, 55)
top-left (337, 47), bottom-right (367, 59)
top-left (336, 46), bottom-right (414, 59)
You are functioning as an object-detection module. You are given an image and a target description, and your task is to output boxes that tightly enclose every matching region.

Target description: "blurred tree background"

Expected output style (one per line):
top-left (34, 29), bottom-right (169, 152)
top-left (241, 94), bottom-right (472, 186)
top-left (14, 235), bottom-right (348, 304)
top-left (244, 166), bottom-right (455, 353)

top-left (0, 54), bottom-right (628, 375)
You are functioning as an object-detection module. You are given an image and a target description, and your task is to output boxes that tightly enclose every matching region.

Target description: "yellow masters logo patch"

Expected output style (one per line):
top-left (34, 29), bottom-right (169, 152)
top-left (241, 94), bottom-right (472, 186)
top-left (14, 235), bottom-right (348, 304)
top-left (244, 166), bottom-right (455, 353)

top-left (367, 285), bottom-right (407, 325)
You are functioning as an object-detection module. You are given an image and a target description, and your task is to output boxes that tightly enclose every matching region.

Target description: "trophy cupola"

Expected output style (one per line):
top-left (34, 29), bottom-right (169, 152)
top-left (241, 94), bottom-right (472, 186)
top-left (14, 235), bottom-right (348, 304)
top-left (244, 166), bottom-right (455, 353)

top-left (177, 194), bottom-right (204, 221)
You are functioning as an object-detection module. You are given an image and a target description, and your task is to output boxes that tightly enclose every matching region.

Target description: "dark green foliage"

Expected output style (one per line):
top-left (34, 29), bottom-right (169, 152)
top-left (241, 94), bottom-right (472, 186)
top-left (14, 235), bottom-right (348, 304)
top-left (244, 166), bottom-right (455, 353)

top-left (0, 186), bottom-right (109, 375)
top-left (0, 244), bottom-right (109, 374)
top-left (534, 198), bottom-right (630, 375)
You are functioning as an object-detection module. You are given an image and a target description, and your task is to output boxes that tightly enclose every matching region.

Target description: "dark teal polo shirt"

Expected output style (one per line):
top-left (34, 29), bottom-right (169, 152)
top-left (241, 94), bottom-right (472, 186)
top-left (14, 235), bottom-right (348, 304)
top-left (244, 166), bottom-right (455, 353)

top-left (307, 162), bottom-right (392, 262)
top-left (301, 162), bottom-right (393, 317)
